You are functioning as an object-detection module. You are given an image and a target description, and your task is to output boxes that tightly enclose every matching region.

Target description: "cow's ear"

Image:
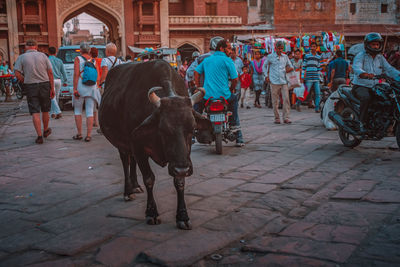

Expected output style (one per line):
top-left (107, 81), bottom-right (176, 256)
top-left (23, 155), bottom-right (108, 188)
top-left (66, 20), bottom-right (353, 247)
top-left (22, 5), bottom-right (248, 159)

top-left (131, 110), bottom-right (160, 140)
top-left (192, 110), bottom-right (212, 130)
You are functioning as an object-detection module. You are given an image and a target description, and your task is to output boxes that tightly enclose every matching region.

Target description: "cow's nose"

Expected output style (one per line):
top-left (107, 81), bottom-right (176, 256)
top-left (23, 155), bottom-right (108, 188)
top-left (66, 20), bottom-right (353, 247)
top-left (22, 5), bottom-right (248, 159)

top-left (174, 167), bottom-right (190, 176)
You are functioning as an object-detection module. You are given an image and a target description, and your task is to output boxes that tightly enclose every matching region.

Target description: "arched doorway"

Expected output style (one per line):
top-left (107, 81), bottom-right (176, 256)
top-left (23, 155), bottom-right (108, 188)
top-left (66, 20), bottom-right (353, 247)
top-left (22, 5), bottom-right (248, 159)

top-left (58, 2), bottom-right (125, 56)
top-left (178, 43), bottom-right (200, 64)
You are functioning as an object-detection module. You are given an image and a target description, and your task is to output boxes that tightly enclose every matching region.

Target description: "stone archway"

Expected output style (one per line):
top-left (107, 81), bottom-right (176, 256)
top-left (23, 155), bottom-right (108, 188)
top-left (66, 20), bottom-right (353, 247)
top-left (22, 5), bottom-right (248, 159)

top-left (177, 43), bottom-right (200, 62)
top-left (57, 0), bottom-right (125, 56)
top-left (170, 38), bottom-right (204, 54)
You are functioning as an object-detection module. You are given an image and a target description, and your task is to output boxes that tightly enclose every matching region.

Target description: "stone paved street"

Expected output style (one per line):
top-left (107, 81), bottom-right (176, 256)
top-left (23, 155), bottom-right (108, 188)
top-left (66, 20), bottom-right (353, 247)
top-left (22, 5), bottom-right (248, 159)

top-left (0, 98), bottom-right (399, 267)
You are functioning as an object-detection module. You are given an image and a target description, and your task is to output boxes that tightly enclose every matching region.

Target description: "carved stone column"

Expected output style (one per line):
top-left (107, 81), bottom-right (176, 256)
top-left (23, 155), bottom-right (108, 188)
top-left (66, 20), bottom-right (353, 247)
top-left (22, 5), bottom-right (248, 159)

top-left (159, 0), bottom-right (169, 47)
top-left (6, 0), bottom-right (19, 65)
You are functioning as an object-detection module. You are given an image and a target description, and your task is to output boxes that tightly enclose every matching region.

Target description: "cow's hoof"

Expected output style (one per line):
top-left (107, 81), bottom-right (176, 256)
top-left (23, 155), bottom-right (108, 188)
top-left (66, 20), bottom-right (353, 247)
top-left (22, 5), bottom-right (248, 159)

top-left (133, 186), bottom-right (144, 193)
top-left (146, 216), bottom-right (161, 225)
top-left (124, 194), bottom-right (135, 201)
top-left (177, 220), bottom-right (192, 230)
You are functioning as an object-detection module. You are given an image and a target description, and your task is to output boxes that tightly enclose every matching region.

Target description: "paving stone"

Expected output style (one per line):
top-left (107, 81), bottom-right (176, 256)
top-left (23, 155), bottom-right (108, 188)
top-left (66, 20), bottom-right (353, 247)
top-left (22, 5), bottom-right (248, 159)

top-left (235, 183), bottom-right (276, 194)
top-left (0, 228), bottom-right (55, 253)
top-left (186, 178), bottom-right (245, 197)
top-left (305, 202), bottom-right (398, 226)
top-left (287, 206), bottom-right (309, 219)
top-left (189, 191), bottom-right (256, 214)
top-left (242, 236), bottom-right (356, 263)
top-left (332, 180), bottom-right (378, 200)
top-left (203, 207), bottom-right (279, 234)
top-left (252, 168), bottom-right (305, 184)
top-left (363, 189), bottom-right (400, 203)
top-left (33, 217), bottom-right (137, 256)
top-left (137, 228), bottom-right (241, 266)
top-left (0, 250), bottom-right (58, 267)
top-left (221, 171), bottom-right (259, 180)
top-left (357, 243), bottom-right (400, 262)
top-left (254, 254), bottom-right (336, 267)
top-left (0, 219), bottom-right (36, 239)
top-left (28, 258), bottom-right (75, 267)
top-left (280, 221), bottom-right (368, 245)
top-left (256, 216), bottom-right (297, 236)
top-left (248, 189), bottom-right (312, 214)
top-left (96, 237), bottom-right (155, 267)
top-left (120, 222), bottom-right (181, 243)
top-left (23, 184), bottom-right (123, 222)
top-left (282, 171), bottom-right (337, 191)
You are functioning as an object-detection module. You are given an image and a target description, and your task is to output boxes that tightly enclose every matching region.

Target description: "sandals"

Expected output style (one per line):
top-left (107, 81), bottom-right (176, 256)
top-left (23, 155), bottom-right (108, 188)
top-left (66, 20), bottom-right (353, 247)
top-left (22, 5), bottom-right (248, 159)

top-left (84, 136), bottom-right (92, 142)
top-left (274, 119), bottom-right (281, 124)
top-left (43, 128), bottom-right (52, 138)
top-left (72, 134), bottom-right (83, 140)
top-left (284, 119), bottom-right (292, 124)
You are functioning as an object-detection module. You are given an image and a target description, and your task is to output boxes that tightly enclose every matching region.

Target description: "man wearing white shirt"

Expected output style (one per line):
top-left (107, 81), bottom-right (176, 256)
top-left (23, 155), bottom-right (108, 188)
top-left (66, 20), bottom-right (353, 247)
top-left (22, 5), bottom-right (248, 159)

top-left (263, 41), bottom-right (294, 124)
top-left (99, 43), bottom-right (123, 88)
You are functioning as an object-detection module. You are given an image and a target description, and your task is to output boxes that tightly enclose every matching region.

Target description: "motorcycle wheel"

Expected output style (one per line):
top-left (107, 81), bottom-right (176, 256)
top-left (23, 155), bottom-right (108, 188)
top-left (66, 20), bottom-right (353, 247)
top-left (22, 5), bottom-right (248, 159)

top-left (338, 107), bottom-right (361, 148)
top-left (15, 86), bottom-right (23, 100)
top-left (215, 133), bottom-right (223, 155)
top-left (396, 122), bottom-right (400, 149)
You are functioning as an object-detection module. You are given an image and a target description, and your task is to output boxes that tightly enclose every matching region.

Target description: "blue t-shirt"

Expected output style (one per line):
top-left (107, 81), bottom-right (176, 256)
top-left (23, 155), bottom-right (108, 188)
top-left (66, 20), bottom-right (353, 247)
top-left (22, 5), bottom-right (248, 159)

top-left (195, 51), bottom-right (238, 100)
top-left (331, 57), bottom-right (348, 79)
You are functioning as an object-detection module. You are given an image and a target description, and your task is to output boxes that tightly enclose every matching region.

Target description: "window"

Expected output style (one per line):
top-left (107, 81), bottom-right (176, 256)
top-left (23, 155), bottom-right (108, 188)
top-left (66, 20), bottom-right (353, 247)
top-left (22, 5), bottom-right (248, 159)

top-left (249, 0), bottom-right (257, 7)
top-left (350, 3), bottom-right (356, 15)
top-left (315, 2), bottom-right (323, 11)
top-left (206, 3), bottom-right (217, 15)
top-left (142, 3), bottom-right (153, 16)
top-left (0, 0), bottom-right (6, 14)
top-left (381, 4), bottom-right (388, 13)
top-left (304, 2), bottom-right (311, 11)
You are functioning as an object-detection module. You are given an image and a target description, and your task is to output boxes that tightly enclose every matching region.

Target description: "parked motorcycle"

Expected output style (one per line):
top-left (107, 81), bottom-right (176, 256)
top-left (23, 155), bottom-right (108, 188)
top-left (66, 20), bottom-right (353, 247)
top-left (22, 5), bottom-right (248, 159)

top-left (204, 97), bottom-right (238, 154)
top-left (329, 74), bottom-right (400, 148)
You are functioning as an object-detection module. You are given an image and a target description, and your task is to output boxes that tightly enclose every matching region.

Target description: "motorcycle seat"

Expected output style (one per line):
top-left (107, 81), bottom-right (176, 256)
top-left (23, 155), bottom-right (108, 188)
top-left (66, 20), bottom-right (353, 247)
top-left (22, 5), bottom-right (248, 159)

top-left (341, 87), bottom-right (360, 105)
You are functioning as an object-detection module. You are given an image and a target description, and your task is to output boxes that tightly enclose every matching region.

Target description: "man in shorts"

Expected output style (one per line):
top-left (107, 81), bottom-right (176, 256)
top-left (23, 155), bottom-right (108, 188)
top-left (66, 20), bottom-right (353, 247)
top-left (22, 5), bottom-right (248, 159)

top-left (14, 39), bottom-right (55, 144)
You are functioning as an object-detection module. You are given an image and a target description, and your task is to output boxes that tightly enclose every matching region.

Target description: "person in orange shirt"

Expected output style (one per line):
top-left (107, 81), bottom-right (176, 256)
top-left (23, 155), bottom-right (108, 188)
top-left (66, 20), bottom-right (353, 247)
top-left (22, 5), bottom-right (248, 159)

top-left (90, 47), bottom-right (102, 127)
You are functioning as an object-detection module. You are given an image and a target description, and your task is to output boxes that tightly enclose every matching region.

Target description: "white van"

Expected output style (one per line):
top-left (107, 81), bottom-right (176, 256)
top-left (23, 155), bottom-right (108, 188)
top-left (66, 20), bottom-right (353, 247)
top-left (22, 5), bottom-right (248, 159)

top-left (56, 45), bottom-right (106, 109)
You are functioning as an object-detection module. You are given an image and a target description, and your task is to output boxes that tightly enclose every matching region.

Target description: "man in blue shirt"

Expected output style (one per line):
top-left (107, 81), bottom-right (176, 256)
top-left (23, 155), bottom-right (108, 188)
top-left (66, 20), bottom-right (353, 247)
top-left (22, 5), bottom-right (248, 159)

top-left (353, 33), bottom-right (400, 133)
top-left (194, 39), bottom-right (244, 146)
top-left (329, 50), bottom-right (349, 91)
top-left (48, 47), bottom-right (68, 119)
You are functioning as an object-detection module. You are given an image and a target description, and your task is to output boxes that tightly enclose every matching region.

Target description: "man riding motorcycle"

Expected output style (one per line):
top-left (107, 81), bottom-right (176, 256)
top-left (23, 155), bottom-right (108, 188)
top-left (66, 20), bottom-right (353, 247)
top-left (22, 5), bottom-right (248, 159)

top-left (185, 36), bottom-right (224, 88)
top-left (194, 39), bottom-right (244, 147)
top-left (352, 32), bottom-right (400, 133)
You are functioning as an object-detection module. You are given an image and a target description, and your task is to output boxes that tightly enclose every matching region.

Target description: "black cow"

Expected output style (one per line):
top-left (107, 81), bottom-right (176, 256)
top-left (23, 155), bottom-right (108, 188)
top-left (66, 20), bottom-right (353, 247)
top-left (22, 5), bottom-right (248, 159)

top-left (99, 60), bottom-right (212, 230)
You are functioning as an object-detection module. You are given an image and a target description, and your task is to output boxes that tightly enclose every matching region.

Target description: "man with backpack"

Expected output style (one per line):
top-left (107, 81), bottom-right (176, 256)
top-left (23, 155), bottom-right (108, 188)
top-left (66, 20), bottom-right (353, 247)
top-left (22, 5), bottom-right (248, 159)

top-left (99, 42), bottom-right (123, 90)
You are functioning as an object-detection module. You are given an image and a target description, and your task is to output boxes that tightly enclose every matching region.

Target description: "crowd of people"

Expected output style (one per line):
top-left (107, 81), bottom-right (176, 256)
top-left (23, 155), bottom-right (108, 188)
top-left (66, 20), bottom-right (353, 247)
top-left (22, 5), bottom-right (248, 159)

top-left (6, 32), bottom-right (400, 145)
top-left (12, 40), bottom-right (124, 144)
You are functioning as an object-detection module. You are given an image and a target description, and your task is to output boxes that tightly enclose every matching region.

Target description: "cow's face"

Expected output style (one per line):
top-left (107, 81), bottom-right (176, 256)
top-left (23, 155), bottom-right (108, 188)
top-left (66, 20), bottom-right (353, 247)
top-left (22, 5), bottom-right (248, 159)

top-left (131, 92), bottom-right (212, 178)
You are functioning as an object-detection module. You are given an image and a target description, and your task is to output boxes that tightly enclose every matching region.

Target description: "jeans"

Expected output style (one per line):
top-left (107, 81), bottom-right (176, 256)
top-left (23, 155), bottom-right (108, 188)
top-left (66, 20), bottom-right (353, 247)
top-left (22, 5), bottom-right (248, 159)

top-left (352, 85), bottom-right (372, 124)
top-left (305, 80), bottom-right (320, 111)
top-left (50, 79), bottom-right (62, 115)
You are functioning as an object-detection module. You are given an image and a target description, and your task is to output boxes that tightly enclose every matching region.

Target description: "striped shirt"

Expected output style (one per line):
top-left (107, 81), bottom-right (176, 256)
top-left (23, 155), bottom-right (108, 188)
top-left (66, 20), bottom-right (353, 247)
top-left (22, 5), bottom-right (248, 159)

top-left (302, 53), bottom-right (321, 81)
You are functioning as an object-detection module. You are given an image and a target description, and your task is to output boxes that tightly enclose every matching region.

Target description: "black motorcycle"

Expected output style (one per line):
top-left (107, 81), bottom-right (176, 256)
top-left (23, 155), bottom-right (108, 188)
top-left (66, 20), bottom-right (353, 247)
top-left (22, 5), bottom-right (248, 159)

top-left (329, 74), bottom-right (400, 148)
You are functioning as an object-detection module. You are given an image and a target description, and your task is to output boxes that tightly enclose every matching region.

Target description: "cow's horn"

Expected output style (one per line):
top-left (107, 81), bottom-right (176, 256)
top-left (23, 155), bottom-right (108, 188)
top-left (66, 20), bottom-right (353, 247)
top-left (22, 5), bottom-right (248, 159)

top-left (191, 87), bottom-right (205, 106)
top-left (148, 86), bottom-right (163, 107)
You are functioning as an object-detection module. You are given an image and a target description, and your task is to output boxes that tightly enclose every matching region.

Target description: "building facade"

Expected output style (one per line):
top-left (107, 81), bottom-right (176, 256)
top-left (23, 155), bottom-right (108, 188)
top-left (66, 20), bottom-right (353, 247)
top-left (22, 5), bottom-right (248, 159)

top-left (1, 0), bottom-right (399, 66)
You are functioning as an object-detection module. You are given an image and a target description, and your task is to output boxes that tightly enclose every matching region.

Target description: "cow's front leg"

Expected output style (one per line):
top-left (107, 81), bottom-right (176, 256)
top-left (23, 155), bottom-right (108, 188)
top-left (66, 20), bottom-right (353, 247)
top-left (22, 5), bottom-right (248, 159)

top-left (118, 150), bottom-right (135, 201)
top-left (174, 176), bottom-right (192, 230)
top-left (136, 156), bottom-right (160, 225)
top-left (129, 155), bottom-right (144, 193)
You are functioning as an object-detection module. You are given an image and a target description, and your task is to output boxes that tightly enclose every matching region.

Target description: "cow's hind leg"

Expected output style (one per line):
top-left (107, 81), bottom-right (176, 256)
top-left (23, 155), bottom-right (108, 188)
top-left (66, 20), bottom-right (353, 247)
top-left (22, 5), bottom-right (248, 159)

top-left (174, 176), bottom-right (192, 230)
top-left (118, 150), bottom-right (135, 201)
top-left (129, 155), bottom-right (144, 193)
top-left (136, 156), bottom-right (160, 225)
